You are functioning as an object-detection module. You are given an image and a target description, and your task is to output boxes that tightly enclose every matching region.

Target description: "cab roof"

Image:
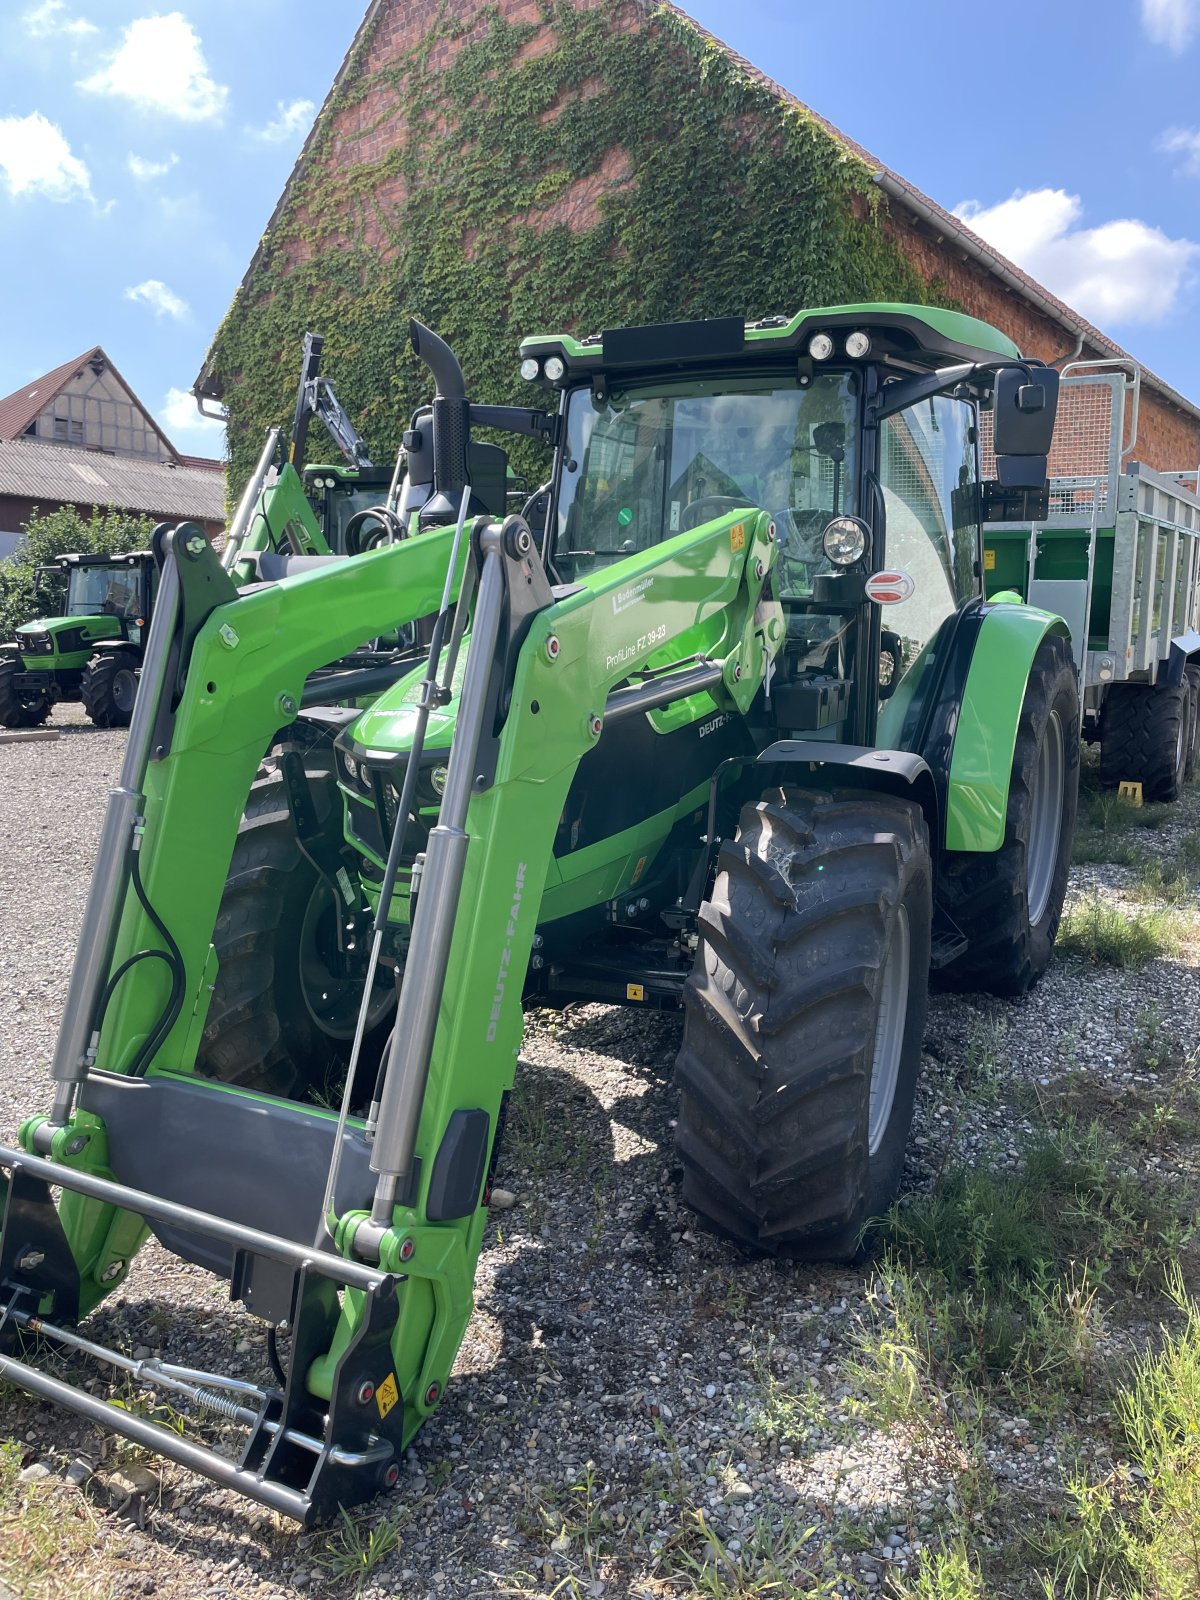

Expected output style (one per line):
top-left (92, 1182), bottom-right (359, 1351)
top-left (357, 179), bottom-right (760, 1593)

top-left (519, 302), bottom-right (1020, 383)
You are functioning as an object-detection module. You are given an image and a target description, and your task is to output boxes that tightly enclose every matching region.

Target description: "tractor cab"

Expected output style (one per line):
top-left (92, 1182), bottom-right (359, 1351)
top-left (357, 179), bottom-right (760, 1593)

top-left (521, 305), bottom-right (1059, 756)
top-left (56, 550), bottom-right (156, 638)
top-left (302, 463), bottom-right (397, 554)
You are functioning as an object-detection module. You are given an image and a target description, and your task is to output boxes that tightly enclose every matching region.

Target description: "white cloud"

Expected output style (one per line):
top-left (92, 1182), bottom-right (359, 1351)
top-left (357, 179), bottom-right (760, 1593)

top-left (953, 188), bottom-right (1198, 325)
top-left (125, 279), bottom-right (189, 320)
top-left (161, 386), bottom-right (224, 441)
top-left (80, 13), bottom-right (229, 123)
top-left (128, 152), bottom-right (179, 182)
top-left (248, 98), bottom-right (315, 144)
top-left (23, 0), bottom-right (97, 38)
top-left (1142, 0), bottom-right (1198, 51)
top-left (1160, 126), bottom-right (1200, 176)
top-left (0, 112), bottom-right (92, 203)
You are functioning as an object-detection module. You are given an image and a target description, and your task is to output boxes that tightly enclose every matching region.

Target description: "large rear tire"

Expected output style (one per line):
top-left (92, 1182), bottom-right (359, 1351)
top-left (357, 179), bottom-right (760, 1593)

top-left (939, 633), bottom-right (1079, 995)
top-left (195, 761), bottom-right (395, 1100)
top-left (81, 652), bottom-right (138, 729)
top-left (1184, 667), bottom-right (1200, 784)
top-left (0, 652), bottom-right (51, 728)
top-left (674, 789), bottom-right (932, 1259)
top-left (1100, 680), bottom-right (1189, 803)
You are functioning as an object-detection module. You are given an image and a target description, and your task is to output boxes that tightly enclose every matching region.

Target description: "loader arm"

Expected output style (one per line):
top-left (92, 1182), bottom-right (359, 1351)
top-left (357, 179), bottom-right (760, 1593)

top-left (8, 503), bottom-right (778, 1517)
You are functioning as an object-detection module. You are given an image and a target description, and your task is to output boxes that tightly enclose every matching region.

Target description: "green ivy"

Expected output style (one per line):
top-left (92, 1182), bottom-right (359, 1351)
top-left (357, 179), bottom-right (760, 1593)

top-left (207, 0), bottom-right (930, 496)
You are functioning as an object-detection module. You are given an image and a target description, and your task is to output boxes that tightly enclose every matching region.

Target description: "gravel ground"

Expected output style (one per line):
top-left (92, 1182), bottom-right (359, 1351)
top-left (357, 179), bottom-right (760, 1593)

top-left (2, 708), bottom-right (1199, 1599)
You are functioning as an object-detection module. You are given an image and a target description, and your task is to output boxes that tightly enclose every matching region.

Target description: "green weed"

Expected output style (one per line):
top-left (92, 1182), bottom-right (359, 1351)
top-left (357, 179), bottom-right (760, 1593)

top-left (318, 1506), bottom-right (407, 1594)
top-left (1057, 896), bottom-right (1180, 968)
top-left (901, 1542), bottom-right (986, 1599)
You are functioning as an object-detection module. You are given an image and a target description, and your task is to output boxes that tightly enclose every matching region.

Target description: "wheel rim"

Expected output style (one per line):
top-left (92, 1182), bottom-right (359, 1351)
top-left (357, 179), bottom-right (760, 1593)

top-left (298, 885), bottom-right (395, 1039)
top-left (113, 668), bottom-right (137, 716)
top-left (868, 905), bottom-right (910, 1157)
top-left (1027, 709), bottom-right (1064, 927)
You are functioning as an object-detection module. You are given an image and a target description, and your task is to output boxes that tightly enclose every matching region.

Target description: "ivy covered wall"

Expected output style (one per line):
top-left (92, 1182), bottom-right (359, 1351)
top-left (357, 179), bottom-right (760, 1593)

top-left (205, 0), bottom-right (933, 491)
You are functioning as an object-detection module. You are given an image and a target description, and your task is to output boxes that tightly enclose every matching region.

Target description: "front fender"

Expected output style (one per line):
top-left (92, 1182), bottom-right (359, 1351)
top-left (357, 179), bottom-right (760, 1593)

top-left (946, 604), bottom-right (1070, 852)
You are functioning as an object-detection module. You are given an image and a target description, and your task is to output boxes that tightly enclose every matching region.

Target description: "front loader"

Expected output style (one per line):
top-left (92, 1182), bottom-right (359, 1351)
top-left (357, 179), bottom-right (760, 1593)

top-left (0, 303), bottom-right (1073, 1522)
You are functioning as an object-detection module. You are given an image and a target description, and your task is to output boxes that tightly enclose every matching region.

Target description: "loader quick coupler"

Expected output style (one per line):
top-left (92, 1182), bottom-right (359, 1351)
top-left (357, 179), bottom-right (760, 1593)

top-left (0, 1145), bottom-right (406, 1522)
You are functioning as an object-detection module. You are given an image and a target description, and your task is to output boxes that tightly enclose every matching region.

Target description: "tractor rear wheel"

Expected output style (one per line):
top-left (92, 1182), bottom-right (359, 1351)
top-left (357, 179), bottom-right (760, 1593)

top-left (1100, 681), bottom-right (1189, 802)
top-left (81, 653), bottom-right (139, 728)
top-left (674, 789), bottom-right (932, 1259)
top-left (939, 633), bottom-right (1079, 995)
top-left (195, 761), bottom-right (396, 1101)
top-left (0, 652), bottom-right (50, 728)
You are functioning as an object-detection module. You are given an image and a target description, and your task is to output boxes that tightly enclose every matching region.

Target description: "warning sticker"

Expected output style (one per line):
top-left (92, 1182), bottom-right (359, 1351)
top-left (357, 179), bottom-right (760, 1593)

top-left (627, 983), bottom-right (645, 1002)
top-left (730, 523), bottom-right (746, 552)
top-left (983, 548), bottom-right (996, 571)
top-left (376, 1372), bottom-right (400, 1420)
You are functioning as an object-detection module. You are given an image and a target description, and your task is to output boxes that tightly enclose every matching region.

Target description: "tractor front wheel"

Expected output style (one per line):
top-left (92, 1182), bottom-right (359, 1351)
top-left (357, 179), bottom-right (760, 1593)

top-left (674, 789), bottom-right (932, 1259)
top-left (939, 633), bottom-right (1079, 995)
top-left (195, 762), bottom-right (396, 1100)
top-left (81, 653), bottom-right (139, 728)
top-left (0, 652), bottom-right (51, 729)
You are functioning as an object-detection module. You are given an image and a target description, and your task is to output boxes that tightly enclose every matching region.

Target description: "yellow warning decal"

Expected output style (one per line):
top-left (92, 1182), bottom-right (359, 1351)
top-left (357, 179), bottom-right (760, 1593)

top-left (630, 854), bottom-right (648, 885)
top-left (730, 523), bottom-right (746, 552)
top-left (983, 548), bottom-right (996, 571)
top-left (627, 983), bottom-right (645, 1002)
top-left (376, 1372), bottom-right (400, 1419)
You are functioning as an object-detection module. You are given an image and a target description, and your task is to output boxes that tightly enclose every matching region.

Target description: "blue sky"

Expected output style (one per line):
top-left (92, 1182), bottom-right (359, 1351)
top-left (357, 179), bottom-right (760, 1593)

top-left (1, 0), bottom-right (1198, 461)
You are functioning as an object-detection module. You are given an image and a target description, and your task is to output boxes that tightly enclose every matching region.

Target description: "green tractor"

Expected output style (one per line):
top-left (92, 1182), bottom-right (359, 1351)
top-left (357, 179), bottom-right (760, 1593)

top-left (0, 549), bottom-right (157, 730)
top-left (0, 302), bottom-right (1072, 1522)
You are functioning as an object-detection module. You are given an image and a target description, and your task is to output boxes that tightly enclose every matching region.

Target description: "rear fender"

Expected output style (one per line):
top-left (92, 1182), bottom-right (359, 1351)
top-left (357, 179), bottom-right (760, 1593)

top-left (946, 604), bottom-right (1070, 852)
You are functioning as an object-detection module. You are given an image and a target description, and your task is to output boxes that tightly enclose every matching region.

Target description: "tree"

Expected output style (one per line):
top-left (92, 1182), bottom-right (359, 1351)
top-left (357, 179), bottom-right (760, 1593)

top-left (0, 506), bottom-right (155, 638)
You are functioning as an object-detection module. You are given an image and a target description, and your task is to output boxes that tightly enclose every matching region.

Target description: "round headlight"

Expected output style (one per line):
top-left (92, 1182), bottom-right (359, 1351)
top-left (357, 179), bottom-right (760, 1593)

top-left (822, 516), bottom-right (869, 566)
top-left (430, 765), bottom-right (448, 796)
top-left (520, 357), bottom-right (540, 381)
top-left (845, 331), bottom-right (872, 359)
top-left (343, 755), bottom-right (359, 783)
top-left (543, 355), bottom-right (566, 382)
top-left (807, 333), bottom-right (835, 361)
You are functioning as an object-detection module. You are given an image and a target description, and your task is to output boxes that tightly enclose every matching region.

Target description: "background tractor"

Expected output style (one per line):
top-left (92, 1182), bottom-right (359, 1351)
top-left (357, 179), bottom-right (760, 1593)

top-left (1, 302), bottom-right (1071, 1520)
top-left (0, 548), bottom-right (157, 729)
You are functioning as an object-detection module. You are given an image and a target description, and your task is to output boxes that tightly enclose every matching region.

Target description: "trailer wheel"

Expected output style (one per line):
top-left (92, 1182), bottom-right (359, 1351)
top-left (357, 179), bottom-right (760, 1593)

top-left (196, 763), bottom-right (396, 1100)
top-left (673, 789), bottom-right (932, 1259)
top-left (1185, 667), bottom-right (1200, 783)
top-left (1100, 681), bottom-right (1189, 802)
top-left (81, 652), bottom-right (138, 729)
top-left (0, 652), bottom-right (51, 728)
top-left (939, 633), bottom-right (1079, 995)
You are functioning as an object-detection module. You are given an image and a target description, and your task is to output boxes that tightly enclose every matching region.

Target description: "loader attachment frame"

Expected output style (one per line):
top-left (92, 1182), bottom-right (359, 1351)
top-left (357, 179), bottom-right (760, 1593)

top-left (3, 494), bottom-right (779, 1519)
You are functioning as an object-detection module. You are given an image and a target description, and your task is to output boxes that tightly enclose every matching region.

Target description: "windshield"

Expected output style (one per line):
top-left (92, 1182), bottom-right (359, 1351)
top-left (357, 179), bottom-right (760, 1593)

top-left (555, 374), bottom-right (858, 594)
top-left (325, 484), bottom-right (394, 552)
top-left (65, 564), bottom-right (142, 619)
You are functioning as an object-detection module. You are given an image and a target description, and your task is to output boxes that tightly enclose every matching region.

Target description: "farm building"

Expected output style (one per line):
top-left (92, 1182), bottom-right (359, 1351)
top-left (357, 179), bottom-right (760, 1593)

top-left (0, 348), bottom-right (225, 558)
top-left (194, 0), bottom-right (1200, 486)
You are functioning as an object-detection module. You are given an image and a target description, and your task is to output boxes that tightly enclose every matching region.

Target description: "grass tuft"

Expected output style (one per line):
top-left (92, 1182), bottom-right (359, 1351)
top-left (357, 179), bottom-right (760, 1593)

top-left (1057, 896), bottom-right (1180, 968)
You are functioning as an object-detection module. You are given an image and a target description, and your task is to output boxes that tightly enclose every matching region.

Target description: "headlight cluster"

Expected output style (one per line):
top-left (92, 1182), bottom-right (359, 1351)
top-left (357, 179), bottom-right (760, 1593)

top-left (336, 746), bottom-right (450, 809)
top-left (808, 330), bottom-right (872, 360)
top-left (520, 354), bottom-right (566, 383)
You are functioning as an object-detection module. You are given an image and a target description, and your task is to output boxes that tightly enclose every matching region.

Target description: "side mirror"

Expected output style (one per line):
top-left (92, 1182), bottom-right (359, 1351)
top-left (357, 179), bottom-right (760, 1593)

top-left (991, 365), bottom-right (1059, 488)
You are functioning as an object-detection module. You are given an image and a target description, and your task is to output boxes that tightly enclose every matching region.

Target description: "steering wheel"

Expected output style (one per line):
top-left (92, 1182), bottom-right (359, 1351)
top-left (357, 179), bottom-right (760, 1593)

top-left (343, 506), bottom-right (407, 556)
top-left (679, 495), bottom-right (752, 532)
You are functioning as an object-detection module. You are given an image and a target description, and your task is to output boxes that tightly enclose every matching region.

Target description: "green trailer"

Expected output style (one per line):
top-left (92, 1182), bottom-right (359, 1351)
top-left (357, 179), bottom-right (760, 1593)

top-left (984, 365), bottom-right (1200, 800)
top-left (0, 549), bottom-right (157, 730)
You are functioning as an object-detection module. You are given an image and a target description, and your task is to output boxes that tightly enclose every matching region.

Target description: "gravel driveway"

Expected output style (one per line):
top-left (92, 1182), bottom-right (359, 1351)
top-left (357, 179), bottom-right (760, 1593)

top-left (2, 707), bottom-right (1198, 1599)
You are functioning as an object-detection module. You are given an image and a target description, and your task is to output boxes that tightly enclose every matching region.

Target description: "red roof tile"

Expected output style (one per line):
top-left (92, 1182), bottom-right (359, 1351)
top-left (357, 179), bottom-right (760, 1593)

top-left (0, 348), bottom-right (104, 441)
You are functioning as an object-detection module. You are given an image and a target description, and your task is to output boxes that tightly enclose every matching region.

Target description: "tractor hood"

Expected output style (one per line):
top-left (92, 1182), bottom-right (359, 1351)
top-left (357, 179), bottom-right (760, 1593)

top-left (335, 646), bottom-right (470, 771)
top-left (16, 614), bottom-right (122, 657)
